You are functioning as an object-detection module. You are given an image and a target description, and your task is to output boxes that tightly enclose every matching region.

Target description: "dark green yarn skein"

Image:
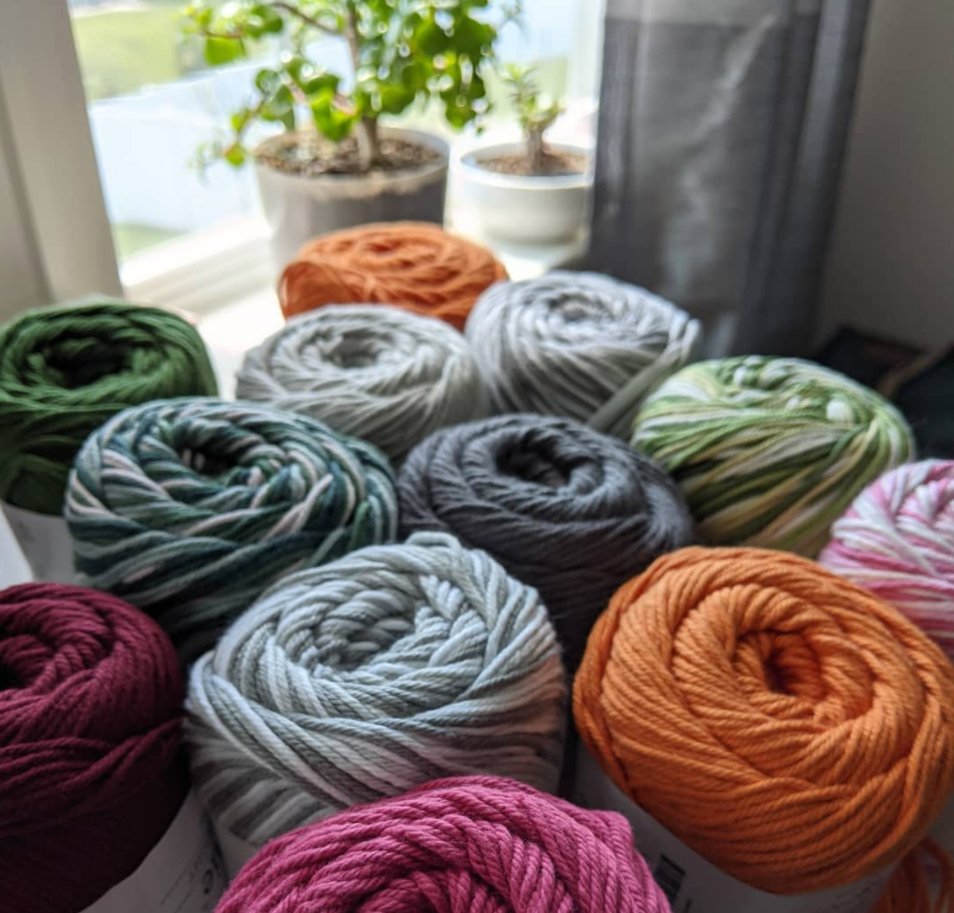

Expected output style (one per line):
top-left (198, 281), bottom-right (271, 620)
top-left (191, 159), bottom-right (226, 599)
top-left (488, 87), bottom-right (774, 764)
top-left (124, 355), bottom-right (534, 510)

top-left (0, 300), bottom-right (217, 514)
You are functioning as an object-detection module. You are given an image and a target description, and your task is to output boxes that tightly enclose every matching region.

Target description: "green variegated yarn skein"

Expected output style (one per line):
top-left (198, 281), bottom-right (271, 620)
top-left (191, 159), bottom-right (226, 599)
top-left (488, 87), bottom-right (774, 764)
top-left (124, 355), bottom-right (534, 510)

top-left (0, 300), bottom-right (217, 514)
top-left (65, 398), bottom-right (398, 660)
top-left (631, 356), bottom-right (915, 556)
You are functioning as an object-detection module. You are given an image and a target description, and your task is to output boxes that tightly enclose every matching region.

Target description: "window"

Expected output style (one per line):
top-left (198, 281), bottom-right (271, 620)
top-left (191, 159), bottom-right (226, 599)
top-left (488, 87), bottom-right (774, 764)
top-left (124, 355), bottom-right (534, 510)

top-left (3, 1), bottom-right (602, 317)
top-left (69, 0), bottom-right (277, 261)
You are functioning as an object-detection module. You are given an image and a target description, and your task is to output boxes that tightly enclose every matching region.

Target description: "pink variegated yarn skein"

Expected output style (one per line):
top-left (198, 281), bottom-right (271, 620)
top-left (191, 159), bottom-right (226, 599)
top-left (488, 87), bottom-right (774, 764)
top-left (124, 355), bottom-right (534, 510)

top-left (214, 776), bottom-right (671, 913)
top-left (820, 460), bottom-right (954, 658)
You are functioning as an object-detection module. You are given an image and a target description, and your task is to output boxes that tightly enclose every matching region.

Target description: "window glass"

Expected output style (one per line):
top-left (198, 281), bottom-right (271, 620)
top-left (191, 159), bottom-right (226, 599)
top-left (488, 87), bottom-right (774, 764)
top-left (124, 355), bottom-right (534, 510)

top-left (69, 0), bottom-right (599, 262)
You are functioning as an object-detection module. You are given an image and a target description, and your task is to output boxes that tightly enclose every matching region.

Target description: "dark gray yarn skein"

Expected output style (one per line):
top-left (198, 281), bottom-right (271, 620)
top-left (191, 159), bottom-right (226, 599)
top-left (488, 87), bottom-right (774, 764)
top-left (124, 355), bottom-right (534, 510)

top-left (398, 414), bottom-right (695, 669)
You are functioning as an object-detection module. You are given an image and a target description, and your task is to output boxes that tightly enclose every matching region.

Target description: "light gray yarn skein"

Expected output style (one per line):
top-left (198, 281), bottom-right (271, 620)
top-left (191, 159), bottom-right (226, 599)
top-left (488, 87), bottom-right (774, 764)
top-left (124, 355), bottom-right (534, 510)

top-left (236, 304), bottom-right (488, 463)
top-left (185, 531), bottom-right (566, 850)
top-left (465, 271), bottom-right (700, 437)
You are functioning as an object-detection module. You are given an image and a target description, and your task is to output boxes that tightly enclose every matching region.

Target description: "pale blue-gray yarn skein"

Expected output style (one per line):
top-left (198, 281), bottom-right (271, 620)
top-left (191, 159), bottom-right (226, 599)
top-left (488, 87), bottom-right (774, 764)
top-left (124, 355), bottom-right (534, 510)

top-left (185, 531), bottom-right (567, 851)
top-left (65, 398), bottom-right (398, 660)
top-left (465, 271), bottom-right (701, 437)
top-left (236, 304), bottom-right (488, 463)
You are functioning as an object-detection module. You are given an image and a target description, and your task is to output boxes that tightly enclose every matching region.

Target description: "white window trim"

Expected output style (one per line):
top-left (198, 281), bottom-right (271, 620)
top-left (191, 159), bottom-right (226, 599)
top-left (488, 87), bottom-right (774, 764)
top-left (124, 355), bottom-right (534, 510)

top-left (122, 215), bottom-right (275, 316)
top-left (0, 0), bottom-right (121, 316)
top-left (0, 0), bottom-right (273, 319)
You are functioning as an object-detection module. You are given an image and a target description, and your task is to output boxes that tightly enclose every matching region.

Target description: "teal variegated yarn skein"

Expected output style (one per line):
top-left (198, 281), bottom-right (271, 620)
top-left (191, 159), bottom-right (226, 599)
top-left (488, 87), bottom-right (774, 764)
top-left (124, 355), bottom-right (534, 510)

top-left (0, 299), bottom-right (216, 514)
top-left (65, 398), bottom-right (397, 659)
top-left (631, 356), bottom-right (915, 556)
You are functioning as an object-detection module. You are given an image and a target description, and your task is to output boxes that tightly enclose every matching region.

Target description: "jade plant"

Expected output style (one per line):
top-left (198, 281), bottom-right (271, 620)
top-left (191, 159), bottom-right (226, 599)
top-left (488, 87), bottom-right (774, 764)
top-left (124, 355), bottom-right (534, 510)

top-left (184, 0), bottom-right (518, 172)
top-left (503, 63), bottom-right (564, 173)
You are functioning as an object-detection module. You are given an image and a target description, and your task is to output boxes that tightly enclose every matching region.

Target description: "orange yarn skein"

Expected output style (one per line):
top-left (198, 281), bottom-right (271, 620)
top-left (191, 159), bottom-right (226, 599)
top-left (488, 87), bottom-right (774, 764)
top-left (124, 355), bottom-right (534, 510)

top-left (574, 547), bottom-right (954, 906)
top-left (279, 222), bottom-right (507, 329)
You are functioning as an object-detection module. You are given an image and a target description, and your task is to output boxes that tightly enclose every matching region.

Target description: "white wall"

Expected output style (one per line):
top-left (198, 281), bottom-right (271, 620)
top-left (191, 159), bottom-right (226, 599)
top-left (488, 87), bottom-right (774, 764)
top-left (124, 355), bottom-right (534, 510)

top-left (818, 0), bottom-right (954, 349)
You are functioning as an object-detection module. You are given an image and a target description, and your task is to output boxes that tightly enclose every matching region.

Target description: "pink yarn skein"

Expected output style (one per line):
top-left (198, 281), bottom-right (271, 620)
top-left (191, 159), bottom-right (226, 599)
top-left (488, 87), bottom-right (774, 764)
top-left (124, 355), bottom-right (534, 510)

top-left (215, 776), bottom-right (670, 913)
top-left (820, 459), bottom-right (954, 657)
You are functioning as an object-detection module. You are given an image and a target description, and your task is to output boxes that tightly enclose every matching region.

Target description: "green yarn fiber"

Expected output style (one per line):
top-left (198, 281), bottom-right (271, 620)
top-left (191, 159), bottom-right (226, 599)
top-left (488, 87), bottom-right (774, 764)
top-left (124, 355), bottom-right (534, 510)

top-left (631, 356), bottom-right (915, 556)
top-left (0, 300), bottom-right (217, 514)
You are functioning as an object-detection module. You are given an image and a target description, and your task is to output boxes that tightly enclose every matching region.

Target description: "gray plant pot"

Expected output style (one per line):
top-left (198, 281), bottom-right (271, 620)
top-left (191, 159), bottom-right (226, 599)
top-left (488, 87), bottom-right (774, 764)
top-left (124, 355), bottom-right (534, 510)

top-left (255, 127), bottom-right (449, 267)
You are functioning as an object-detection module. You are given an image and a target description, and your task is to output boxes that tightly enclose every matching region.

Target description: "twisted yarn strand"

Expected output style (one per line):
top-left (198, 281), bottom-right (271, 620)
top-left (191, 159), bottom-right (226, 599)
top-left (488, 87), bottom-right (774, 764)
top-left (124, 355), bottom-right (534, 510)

top-left (65, 398), bottom-right (397, 659)
top-left (574, 546), bottom-right (954, 903)
top-left (0, 299), bottom-right (216, 513)
top-left (0, 583), bottom-right (187, 913)
top-left (236, 305), bottom-right (487, 463)
top-left (632, 356), bottom-right (915, 555)
top-left (466, 272), bottom-right (700, 437)
top-left (820, 460), bottom-right (954, 659)
top-left (279, 222), bottom-right (507, 329)
top-left (214, 777), bottom-right (671, 913)
top-left (186, 532), bottom-right (566, 850)
top-left (398, 414), bottom-right (695, 669)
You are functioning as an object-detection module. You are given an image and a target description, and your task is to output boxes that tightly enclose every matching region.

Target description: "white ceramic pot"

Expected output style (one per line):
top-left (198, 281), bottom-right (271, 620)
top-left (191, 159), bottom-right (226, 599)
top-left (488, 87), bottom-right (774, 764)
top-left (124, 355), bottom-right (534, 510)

top-left (255, 127), bottom-right (449, 267)
top-left (457, 142), bottom-right (593, 245)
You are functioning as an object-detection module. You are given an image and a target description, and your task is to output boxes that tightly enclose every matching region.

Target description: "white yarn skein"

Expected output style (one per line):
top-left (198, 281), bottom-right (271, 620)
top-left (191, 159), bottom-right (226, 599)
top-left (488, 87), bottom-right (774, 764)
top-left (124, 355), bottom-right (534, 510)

top-left (236, 305), bottom-right (488, 463)
top-left (186, 531), bottom-right (567, 852)
top-left (465, 271), bottom-right (700, 438)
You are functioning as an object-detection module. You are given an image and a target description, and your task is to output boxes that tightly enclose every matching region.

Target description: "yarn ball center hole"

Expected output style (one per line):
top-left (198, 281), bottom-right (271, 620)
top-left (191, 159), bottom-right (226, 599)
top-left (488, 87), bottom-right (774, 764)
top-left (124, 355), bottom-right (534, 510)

top-left (497, 445), bottom-right (572, 489)
top-left (736, 630), bottom-right (827, 703)
top-left (38, 338), bottom-right (129, 389)
top-left (178, 447), bottom-right (236, 478)
top-left (0, 660), bottom-right (21, 690)
top-left (550, 291), bottom-right (614, 324)
top-left (308, 332), bottom-right (399, 369)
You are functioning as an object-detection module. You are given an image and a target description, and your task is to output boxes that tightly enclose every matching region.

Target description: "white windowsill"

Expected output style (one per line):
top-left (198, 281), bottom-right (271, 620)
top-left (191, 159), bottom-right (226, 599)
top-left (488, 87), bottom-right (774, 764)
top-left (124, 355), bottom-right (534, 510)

top-left (120, 108), bottom-right (597, 319)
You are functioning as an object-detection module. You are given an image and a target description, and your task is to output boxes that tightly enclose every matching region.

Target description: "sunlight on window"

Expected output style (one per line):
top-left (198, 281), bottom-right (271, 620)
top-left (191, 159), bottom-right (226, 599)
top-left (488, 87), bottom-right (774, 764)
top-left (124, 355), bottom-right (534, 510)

top-left (68, 0), bottom-right (597, 263)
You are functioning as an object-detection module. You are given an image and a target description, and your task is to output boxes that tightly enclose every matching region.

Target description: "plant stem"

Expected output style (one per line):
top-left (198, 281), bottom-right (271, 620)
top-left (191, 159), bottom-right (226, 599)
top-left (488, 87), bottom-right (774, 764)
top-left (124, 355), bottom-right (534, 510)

top-left (527, 127), bottom-right (545, 174)
top-left (266, 1), bottom-right (338, 36)
top-left (358, 117), bottom-right (380, 170)
top-left (344, 2), bottom-right (380, 171)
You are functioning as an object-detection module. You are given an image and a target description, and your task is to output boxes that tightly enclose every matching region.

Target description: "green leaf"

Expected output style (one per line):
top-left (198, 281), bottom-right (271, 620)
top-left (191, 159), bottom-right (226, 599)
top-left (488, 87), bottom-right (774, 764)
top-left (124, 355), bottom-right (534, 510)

top-left (255, 68), bottom-right (282, 94)
top-left (452, 17), bottom-right (494, 58)
top-left (204, 36), bottom-right (245, 66)
top-left (303, 73), bottom-right (341, 97)
top-left (223, 143), bottom-right (246, 167)
top-left (283, 54), bottom-right (305, 83)
top-left (261, 84), bottom-right (295, 121)
top-left (416, 20), bottom-right (448, 56)
top-left (378, 83), bottom-right (414, 115)
top-left (270, 84), bottom-right (294, 115)
top-left (399, 60), bottom-right (428, 93)
top-left (250, 4), bottom-right (284, 33)
top-left (310, 99), bottom-right (356, 142)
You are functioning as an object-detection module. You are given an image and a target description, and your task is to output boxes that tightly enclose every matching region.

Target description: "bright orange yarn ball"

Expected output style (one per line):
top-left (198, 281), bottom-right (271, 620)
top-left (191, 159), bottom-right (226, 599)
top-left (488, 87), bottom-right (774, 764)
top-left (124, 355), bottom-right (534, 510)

top-left (278, 222), bottom-right (508, 330)
top-left (574, 547), bottom-right (954, 903)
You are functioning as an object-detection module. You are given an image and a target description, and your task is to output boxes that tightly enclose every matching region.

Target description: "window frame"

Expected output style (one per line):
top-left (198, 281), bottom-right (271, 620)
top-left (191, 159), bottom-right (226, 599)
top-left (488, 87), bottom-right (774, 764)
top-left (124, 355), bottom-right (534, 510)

top-left (0, 0), bottom-right (276, 318)
top-left (0, 0), bottom-right (121, 317)
top-left (2, 0), bottom-right (604, 321)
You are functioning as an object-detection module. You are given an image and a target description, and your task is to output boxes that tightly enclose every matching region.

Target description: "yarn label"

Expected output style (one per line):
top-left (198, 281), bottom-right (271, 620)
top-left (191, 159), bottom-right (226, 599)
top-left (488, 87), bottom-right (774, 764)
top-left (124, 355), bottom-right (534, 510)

top-left (82, 792), bottom-right (226, 913)
top-left (576, 749), bottom-right (893, 913)
top-left (1, 502), bottom-right (76, 583)
top-left (212, 818), bottom-right (260, 881)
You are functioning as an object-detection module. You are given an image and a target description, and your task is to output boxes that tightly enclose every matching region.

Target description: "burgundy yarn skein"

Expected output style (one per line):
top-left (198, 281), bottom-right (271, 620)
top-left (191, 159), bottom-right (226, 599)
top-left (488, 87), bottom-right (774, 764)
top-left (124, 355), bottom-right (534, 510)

top-left (0, 583), bottom-right (188, 913)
